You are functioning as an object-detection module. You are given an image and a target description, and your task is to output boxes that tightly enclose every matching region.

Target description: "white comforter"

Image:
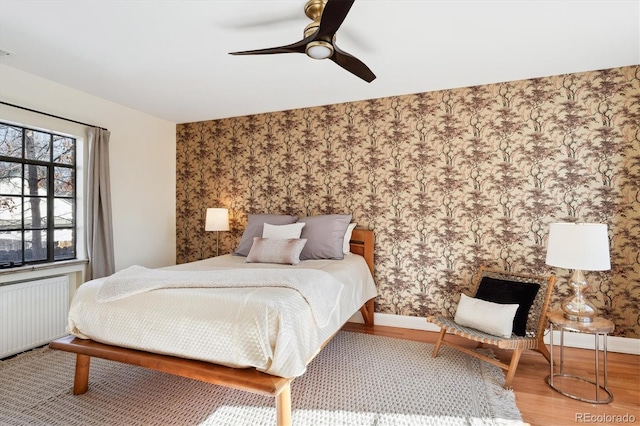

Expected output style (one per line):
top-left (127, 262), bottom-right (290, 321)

top-left (96, 266), bottom-right (344, 327)
top-left (68, 254), bottom-right (377, 378)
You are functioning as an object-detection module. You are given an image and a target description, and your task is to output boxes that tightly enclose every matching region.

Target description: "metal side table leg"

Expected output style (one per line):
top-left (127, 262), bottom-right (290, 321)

top-left (548, 322), bottom-right (555, 387)
top-left (595, 332), bottom-right (600, 402)
top-left (545, 312), bottom-right (614, 404)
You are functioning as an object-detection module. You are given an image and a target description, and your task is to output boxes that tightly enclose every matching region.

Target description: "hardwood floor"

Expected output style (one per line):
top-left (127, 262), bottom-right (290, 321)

top-left (342, 322), bottom-right (640, 426)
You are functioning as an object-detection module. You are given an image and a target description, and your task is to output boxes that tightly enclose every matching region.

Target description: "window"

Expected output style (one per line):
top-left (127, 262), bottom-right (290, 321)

top-left (0, 122), bottom-right (76, 267)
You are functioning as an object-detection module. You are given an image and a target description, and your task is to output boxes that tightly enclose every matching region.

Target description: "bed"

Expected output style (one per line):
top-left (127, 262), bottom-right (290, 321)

top-left (49, 228), bottom-right (375, 426)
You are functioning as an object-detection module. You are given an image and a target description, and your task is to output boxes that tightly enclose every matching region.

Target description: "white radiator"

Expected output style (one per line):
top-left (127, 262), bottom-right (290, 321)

top-left (0, 276), bottom-right (69, 358)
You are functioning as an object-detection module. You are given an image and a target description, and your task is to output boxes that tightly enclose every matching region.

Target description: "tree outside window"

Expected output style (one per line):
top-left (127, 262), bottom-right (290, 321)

top-left (0, 122), bottom-right (76, 267)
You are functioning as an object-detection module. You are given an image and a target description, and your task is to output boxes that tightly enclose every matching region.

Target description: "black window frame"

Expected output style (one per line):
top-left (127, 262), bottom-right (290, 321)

top-left (0, 121), bottom-right (77, 268)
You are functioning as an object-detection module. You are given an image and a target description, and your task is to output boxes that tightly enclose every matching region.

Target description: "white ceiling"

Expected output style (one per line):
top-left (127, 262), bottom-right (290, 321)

top-left (1, 1), bottom-right (638, 124)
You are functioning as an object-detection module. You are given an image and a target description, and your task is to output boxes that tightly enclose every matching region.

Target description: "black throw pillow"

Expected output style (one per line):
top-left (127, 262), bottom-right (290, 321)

top-left (474, 277), bottom-right (540, 337)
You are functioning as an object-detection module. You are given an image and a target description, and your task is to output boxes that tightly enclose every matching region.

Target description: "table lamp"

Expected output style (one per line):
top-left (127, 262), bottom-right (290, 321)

top-left (545, 222), bottom-right (610, 323)
top-left (205, 208), bottom-right (229, 256)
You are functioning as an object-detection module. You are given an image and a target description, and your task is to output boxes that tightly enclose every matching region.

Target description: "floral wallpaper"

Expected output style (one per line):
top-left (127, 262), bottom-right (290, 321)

top-left (176, 66), bottom-right (640, 338)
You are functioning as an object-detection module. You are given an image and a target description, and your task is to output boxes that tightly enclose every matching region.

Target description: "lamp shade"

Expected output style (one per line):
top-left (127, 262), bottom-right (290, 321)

top-left (205, 208), bottom-right (229, 232)
top-left (545, 223), bottom-right (610, 271)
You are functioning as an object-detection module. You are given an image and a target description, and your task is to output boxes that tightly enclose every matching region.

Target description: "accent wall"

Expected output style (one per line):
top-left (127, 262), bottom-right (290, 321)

top-left (176, 66), bottom-right (640, 338)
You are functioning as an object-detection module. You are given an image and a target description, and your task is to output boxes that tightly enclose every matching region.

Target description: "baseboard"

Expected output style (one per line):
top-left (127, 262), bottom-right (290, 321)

top-left (348, 312), bottom-right (640, 355)
top-left (542, 330), bottom-right (639, 355)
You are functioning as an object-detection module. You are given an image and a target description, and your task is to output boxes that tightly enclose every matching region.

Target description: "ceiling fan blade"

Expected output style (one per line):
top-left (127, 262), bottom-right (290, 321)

top-left (316, 0), bottom-right (355, 39)
top-left (229, 36), bottom-right (312, 55)
top-left (330, 44), bottom-right (376, 82)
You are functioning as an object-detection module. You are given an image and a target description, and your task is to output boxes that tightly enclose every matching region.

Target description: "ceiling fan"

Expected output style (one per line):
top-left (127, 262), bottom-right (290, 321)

top-left (229, 0), bottom-right (376, 83)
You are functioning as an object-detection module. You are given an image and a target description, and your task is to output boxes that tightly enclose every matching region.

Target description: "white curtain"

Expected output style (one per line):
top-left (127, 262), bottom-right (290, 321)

top-left (86, 127), bottom-right (115, 280)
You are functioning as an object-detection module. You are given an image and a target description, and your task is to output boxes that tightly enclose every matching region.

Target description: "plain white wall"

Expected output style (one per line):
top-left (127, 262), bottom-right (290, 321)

top-left (0, 64), bottom-right (176, 272)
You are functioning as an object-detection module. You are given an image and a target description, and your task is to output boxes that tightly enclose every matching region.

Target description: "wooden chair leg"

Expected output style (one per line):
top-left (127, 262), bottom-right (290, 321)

top-left (432, 328), bottom-right (447, 357)
top-left (536, 338), bottom-right (551, 364)
top-left (503, 348), bottom-right (523, 389)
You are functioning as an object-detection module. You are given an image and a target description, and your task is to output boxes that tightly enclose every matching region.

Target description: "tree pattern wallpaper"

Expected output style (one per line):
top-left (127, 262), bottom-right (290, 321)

top-left (176, 66), bottom-right (640, 338)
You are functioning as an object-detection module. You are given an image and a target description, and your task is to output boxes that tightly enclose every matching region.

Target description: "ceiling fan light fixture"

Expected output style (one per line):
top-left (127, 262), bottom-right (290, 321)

top-left (306, 41), bottom-right (333, 59)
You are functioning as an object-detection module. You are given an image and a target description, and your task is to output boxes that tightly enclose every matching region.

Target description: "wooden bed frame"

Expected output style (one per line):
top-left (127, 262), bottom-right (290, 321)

top-left (49, 228), bottom-right (375, 426)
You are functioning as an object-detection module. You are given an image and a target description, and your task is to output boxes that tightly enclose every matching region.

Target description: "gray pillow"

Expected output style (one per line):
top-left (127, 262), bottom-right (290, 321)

top-left (298, 214), bottom-right (352, 260)
top-left (234, 214), bottom-right (298, 256)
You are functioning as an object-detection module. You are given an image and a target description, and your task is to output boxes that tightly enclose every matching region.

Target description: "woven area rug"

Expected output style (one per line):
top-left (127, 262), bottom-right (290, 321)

top-left (0, 331), bottom-right (523, 425)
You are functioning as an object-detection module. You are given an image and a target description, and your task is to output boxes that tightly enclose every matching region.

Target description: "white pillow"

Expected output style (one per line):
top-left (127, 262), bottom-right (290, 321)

top-left (454, 294), bottom-right (519, 338)
top-left (343, 223), bottom-right (357, 254)
top-left (262, 222), bottom-right (305, 239)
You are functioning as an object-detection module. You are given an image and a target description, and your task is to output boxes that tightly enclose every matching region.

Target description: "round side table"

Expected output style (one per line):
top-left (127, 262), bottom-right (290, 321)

top-left (546, 311), bottom-right (614, 404)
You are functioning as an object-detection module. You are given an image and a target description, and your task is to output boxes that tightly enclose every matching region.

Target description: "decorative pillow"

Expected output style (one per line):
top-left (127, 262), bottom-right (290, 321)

top-left (474, 277), bottom-right (540, 336)
top-left (343, 223), bottom-right (357, 254)
top-left (298, 214), bottom-right (352, 260)
top-left (234, 214), bottom-right (298, 256)
top-left (262, 222), bottom-right (305, 239)
top-left (454, 294), bottom-right (519, 338)
top-left (245, 238), bottom-right (307, 265)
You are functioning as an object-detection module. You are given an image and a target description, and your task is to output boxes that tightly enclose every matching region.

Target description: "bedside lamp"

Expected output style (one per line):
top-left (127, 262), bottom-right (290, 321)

top-left (545, 222), bottom-right (610, 323)
top-left (205, 208), bottom-right (229, 256)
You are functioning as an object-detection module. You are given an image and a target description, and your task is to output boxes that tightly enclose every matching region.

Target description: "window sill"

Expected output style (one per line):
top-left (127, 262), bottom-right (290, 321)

top-left (0, 259), bottom-right (88, 281)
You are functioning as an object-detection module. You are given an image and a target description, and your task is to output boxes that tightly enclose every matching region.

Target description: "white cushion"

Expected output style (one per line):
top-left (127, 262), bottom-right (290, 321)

top-left (262, 222), bottom-right (305, 239)
top-left (343, 223), bottom-right (357, 254)
top-left (454, 294), bottom-right (519, 338)
top-left (234, 214), bottom-right (298, 256)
